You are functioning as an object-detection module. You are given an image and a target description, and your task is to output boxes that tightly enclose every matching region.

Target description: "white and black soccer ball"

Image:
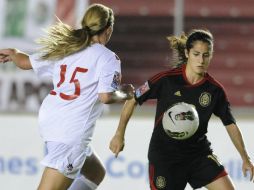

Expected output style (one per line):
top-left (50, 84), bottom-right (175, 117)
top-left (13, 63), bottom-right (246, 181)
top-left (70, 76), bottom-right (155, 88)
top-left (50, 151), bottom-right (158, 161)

top-left (162, 102), bottom-right (199, 140)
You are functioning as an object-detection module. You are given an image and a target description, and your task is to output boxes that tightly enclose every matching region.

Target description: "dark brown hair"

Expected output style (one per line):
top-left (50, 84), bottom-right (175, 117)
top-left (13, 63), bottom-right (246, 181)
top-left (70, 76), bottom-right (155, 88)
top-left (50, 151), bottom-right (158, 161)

top-left (167, 29), bottom-right (214, 68)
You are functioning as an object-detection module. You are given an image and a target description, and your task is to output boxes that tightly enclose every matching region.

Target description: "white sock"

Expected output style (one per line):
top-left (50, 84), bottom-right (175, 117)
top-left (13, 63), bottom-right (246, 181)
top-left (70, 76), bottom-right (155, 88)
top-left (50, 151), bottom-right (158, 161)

top-left (68, 175), bottom-right (98, 190)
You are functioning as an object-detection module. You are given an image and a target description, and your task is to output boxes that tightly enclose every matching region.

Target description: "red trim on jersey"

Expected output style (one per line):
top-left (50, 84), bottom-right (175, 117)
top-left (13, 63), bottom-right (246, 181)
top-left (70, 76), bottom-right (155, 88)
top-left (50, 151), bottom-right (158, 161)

top-left (150, 68), bottom-right (182, 84)
top-left (149, 164), bottom-right (158, 190)
top-left (212, 169), bottom-right (228, 181)
top-left (206, 74), bottom-right (229, 101)
top-left (206, 74), bottom-right (225, 90)
top-left (155, 113), bottom-right (164, 128)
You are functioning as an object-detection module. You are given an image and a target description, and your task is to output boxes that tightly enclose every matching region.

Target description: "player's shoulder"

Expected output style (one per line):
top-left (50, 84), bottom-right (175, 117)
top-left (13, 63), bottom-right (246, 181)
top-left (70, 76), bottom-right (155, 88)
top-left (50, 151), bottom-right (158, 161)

top-left (206, 73), bottom-right (225, 91)
top-left (149, 66), bottom-right (182, 84)
top-left (90, 43), bottom-right (118, 59)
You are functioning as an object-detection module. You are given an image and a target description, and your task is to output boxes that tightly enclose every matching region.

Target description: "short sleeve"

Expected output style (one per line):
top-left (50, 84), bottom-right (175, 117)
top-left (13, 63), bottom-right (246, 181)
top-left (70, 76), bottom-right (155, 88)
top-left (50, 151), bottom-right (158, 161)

top-left (98, 53), bottom-right (121, 93)
top-left (213, 89), bottom-right (236, 126)
top-left (135, 76), bottom-right (163, 105)
top-left (29, 53), bottom-right (54, 79)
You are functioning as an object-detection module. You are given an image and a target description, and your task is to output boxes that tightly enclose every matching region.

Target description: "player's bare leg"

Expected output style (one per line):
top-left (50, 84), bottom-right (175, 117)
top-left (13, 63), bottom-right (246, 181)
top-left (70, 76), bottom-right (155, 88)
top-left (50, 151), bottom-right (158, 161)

top-left (68, 152), bottom-right (105, 190)
top-left (37, 167), bottom-right (73, 190)
top-left (81, 152), bottom-right (106, 184)
top-left (205, 175), bottom-right (235, 190)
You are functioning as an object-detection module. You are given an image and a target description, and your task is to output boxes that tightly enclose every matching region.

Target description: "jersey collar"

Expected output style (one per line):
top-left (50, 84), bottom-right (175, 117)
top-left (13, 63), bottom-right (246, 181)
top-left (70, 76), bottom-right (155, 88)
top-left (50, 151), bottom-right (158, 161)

top-left (182, 64), bottom-right (208, 87)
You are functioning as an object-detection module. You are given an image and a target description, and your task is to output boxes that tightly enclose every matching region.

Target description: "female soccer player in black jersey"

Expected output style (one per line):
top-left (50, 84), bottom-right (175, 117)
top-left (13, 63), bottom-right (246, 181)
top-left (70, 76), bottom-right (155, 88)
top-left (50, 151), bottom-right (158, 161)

top-left (109, 29), bottom-right (254, 190)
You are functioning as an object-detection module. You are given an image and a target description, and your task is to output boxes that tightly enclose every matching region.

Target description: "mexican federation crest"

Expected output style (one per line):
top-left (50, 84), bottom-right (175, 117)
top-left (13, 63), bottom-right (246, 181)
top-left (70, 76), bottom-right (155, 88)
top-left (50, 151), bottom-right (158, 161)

top-left (199, 92), bottom-right (211, 107)
top-left (156, 176), bottom-right (166, 189)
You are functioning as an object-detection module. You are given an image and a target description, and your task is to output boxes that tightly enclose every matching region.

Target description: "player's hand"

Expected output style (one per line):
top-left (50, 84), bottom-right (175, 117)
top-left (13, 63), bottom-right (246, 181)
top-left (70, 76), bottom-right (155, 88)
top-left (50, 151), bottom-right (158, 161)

top-left (118, 84), bottom-right (135, 100)
top-left (109, 134), bottom-right (125, 158)
top-left (242, 158), bottom-right (254, 182)
top-left (0, 49), bottom-right (16, 63)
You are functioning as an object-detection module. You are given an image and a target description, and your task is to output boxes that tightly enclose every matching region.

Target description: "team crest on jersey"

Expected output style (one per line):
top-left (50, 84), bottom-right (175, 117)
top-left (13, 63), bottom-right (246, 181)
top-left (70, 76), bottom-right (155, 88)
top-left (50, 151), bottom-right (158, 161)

top-left (135, 81), bottom-right (150, 98)
top-left (111, 71), bottom-right (121, 90)
top-left (199, 92), bottom-right (211, 107)
top-left (156, 176), bottom-right (166, 189)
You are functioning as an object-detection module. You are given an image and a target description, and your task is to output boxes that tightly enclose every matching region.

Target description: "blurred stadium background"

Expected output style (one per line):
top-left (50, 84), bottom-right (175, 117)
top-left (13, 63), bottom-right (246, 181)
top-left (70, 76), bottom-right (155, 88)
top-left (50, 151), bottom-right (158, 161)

top-left (0, 0), bottom-right (253, 189)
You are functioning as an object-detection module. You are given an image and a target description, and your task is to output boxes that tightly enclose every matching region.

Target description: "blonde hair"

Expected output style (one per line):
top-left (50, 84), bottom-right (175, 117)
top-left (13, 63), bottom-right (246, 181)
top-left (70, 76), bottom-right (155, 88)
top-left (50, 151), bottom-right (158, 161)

top-left (167, 29), bottom-right (213, 68)
top-left (37, 3), bottom-right (114, 60)
top-left (167, 33), bottom-right (188, 68)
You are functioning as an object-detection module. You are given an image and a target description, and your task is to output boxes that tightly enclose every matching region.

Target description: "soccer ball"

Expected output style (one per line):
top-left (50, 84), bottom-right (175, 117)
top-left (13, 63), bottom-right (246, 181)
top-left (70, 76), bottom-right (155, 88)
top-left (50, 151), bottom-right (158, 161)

top-left (162, 102), bottom-right (199, 140)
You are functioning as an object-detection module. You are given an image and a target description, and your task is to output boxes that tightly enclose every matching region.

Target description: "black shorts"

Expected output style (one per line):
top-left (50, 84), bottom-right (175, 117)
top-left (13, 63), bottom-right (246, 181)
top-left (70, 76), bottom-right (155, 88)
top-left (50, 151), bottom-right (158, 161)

top-left (149, 154), bottom-right (227, 190)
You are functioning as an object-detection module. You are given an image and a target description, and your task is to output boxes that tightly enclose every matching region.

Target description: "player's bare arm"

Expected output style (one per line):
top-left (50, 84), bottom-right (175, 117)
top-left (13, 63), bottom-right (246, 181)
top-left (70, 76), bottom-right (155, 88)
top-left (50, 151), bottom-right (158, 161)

top-left (0, 48), bottom-right (32, 70)
top-left (109, 98), bottom-right (137, 157)
top-left (226, 123), bottom-right (254, 181)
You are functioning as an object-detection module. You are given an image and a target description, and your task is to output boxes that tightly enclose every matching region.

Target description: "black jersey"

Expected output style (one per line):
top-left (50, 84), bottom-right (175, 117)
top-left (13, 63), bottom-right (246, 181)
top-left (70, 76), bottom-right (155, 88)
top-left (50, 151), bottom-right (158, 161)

top-left (135, 65), bottom-right (236, 164)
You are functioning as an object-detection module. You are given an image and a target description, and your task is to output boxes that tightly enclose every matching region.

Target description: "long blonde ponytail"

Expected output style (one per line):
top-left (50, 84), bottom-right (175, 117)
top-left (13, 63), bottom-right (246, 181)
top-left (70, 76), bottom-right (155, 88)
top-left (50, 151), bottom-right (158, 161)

top-left (37, 4), bottom-right (114, 61)
top-left (167, 33), bottom-right (188, 68)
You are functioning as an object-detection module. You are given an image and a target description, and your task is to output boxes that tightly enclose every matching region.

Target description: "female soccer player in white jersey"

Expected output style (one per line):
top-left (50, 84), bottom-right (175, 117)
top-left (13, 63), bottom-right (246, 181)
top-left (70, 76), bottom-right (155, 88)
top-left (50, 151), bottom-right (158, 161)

top-left (0, 3), bottom-right (134, 190)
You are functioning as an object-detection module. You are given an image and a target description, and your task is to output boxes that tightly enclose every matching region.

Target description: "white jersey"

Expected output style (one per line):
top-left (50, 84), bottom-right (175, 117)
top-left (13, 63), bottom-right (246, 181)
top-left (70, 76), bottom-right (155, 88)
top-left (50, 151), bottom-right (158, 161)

top-left (30, 43), bottom-right (121, 145)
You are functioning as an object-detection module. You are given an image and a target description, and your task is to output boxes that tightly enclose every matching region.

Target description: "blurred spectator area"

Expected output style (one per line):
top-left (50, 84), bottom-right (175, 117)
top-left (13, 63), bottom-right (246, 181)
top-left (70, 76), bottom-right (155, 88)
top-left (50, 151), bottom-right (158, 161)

top-left (93, 0), bottom-right (254, 107)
